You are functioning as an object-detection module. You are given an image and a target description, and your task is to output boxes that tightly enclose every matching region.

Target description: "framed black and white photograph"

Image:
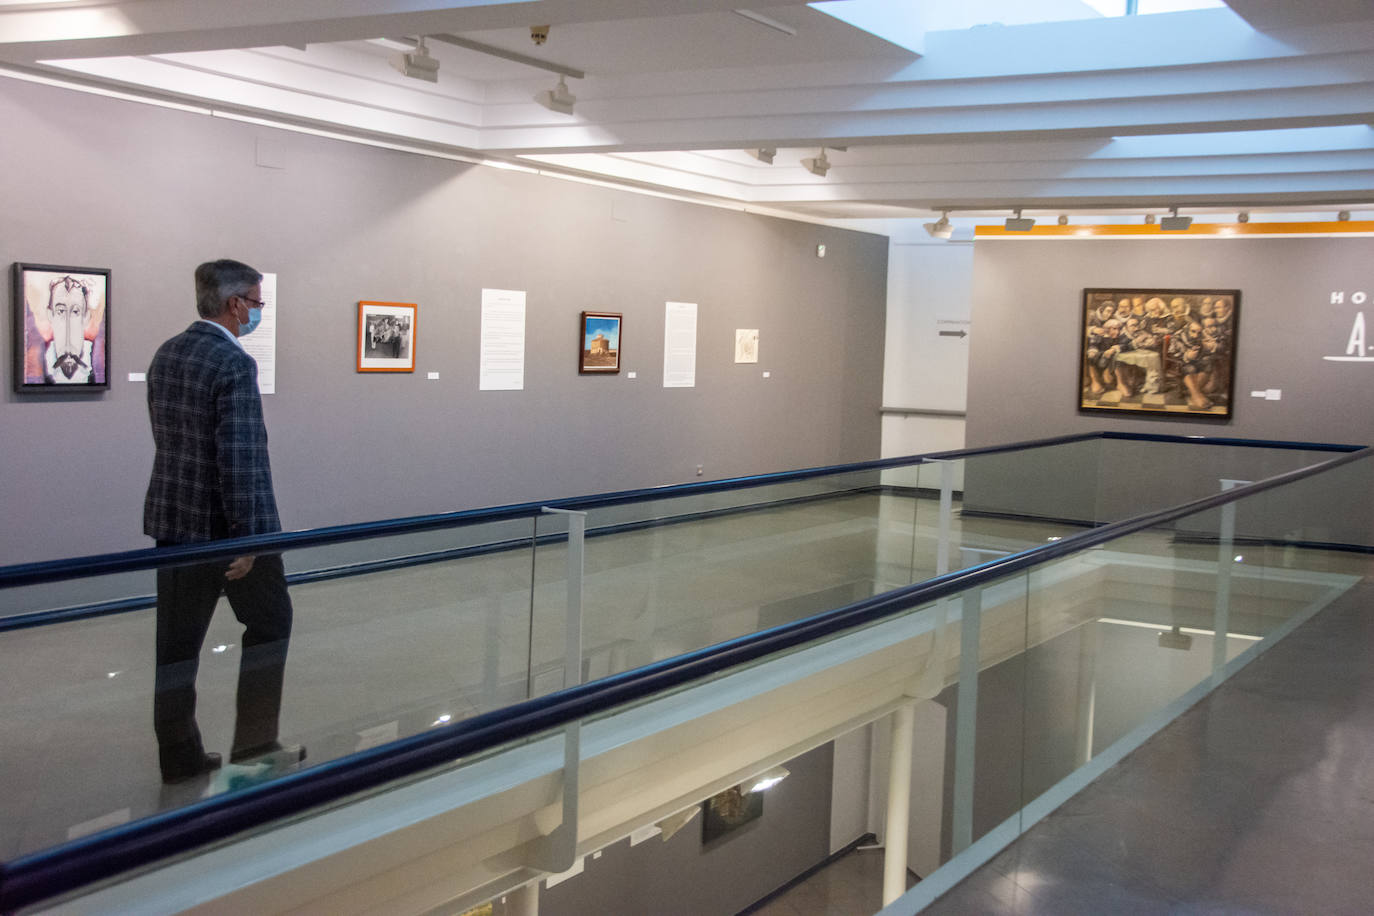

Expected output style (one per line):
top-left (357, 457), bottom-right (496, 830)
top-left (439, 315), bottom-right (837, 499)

top-left (579, 311), bottom-right (621, 374)
top-left (13, 262), bottom-right (110, 392)
top-left (357, 300), bottom-right (417, 372)
top-left (701, 785), bottom-right (764, 844)
top-left (1079, 288), bottom-right (1240, 418)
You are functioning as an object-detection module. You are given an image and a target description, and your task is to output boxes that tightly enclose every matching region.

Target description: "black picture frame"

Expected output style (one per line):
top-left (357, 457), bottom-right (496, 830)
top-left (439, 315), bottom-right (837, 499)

top-left (13, 263), bottom-right (112, 392)
top-left (1078, 288), bottom-right (1239, 419)
top-left (701, 785), bottom-right (763, 843)
top-left (579, 311), bottom-right (622, 374)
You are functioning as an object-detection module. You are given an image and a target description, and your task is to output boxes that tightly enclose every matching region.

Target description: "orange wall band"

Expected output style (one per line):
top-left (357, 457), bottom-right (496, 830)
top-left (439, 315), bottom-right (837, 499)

top-left (975, 221), bottom-right (1374, 238)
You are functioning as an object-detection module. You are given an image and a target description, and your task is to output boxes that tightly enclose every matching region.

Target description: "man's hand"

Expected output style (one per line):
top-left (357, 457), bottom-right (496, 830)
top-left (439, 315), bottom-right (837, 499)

top-left (226, 555), bottom-right (255, 580)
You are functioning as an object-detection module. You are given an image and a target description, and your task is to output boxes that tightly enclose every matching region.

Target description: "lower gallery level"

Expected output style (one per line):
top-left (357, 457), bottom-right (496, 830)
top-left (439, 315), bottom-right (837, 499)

top-left (4, 473), bottom-right (1369, 914)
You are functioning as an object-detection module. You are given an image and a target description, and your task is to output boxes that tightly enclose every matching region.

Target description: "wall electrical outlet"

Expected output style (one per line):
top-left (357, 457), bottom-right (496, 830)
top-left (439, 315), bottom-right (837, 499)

top-left (696, 465), bottom-right (704, 476)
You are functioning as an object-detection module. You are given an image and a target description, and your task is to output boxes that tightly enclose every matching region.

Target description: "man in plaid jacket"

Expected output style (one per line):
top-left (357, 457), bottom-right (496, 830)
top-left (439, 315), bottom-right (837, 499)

top-left (144, 259), bottom-right (302, 783)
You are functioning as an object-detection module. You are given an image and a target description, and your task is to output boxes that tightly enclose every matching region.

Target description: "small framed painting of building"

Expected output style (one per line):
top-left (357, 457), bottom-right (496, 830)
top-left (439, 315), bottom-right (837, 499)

top-left (579, 311), bottom-right (621, 374)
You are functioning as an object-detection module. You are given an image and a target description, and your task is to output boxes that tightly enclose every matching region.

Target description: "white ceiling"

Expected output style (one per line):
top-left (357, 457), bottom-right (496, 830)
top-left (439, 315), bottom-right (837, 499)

top-left (1, 0), bottom-right (1372, 223)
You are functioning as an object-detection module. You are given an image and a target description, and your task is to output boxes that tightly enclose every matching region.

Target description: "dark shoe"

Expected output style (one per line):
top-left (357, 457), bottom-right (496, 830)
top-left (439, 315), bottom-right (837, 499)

top-left (161, 752), bottom-right (222, 784)
top-left (230, 742), bottom-right (306, 767)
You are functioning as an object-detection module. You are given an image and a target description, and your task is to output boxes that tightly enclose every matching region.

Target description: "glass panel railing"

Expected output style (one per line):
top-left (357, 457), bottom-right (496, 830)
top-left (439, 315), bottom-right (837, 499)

top-left (528, 468), bottom-right (899, 692)
top-left (894, 449), bottom-right (1370, 915)
top-left (956, 437), bottom-right (1105, 530)
top-left (946, 569), bottom-right (1030, 864)
top-left (1094, 436), bottom-right (1350, 522)
top-left (936, 451), bottom-right (1097, 574)
top-left (0, 516), bottom-right (538, 863)
top-left (0, 436), bottom-right (1366, 914)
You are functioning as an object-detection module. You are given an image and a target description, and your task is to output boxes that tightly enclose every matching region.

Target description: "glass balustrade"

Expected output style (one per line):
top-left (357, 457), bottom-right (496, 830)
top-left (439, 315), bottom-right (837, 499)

top-left (0, 434), bottom-right (1367, 914)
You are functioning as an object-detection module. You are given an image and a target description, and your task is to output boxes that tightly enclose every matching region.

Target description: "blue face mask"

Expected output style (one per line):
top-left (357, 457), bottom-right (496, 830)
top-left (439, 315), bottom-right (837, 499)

top-left (238, 305), bottom-right (262, 337)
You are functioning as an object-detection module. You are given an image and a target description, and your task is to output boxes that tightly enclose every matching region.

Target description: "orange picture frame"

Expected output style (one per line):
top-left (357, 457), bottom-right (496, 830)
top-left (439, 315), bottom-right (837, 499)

top-left (357, 300), bottom-right (417, 373)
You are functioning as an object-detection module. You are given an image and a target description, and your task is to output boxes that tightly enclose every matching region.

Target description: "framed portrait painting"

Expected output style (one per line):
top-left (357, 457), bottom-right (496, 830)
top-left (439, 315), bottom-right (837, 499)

top-left (357, 300), bottom-right (417, 372)
top-left (579, 311), bottom-right (621, 374)
top-left (13, 262), bottom-right (110, 392)
top-left (1078, 288), bottom-right (1240, 419)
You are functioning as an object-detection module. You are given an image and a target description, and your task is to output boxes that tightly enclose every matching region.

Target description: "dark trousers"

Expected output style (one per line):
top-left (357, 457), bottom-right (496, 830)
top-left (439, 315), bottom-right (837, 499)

top-left (153, 551), bottom-right (293, 776)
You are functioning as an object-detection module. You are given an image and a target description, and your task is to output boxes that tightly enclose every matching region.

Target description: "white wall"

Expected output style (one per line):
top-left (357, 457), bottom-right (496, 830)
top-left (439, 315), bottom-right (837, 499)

top-left (880, 240), bottom-right (975, 460)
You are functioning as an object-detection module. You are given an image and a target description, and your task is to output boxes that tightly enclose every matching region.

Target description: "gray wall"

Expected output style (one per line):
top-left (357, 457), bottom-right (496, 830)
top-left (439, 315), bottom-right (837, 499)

top-left (0, 78), bottom-right (887, 564)
top-left (541, 743), bottom-right (833, 916)
top-left (962, 238), bottom-right (1373, 539)
top-left (965, 237), bottom-right (1374, 447)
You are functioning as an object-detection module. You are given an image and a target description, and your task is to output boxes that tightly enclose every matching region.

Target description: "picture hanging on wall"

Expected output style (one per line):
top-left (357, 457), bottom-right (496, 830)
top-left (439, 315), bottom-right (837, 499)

top-left (701, 785), bottom-right (763, 844)
top-left (1078, 288), bottom-right (1240, 419)
top-left (12, 262), bottom-right (110, 392)
top-left (357, 300), bottom-right (417, 372)
top-left (579, 311), bottom-right (621, 374)
top-left (735, 328), bottom-right (759, 364)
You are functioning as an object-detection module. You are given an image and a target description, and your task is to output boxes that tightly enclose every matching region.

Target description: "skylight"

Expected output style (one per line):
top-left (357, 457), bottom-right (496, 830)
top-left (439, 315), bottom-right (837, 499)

top-left (1083, 0), bottom-right (1227, 15)
top-left (811, 0), bottom-right (1233, 44)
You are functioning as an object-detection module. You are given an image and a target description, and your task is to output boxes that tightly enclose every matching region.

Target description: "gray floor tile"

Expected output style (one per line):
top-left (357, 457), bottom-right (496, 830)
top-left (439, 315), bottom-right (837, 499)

top-left (931, 568), bottom-right (1374, 915)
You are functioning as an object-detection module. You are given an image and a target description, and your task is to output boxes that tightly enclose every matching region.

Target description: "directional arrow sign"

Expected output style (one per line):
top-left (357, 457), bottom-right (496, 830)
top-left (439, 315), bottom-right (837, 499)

top-left (938, 330), bottom-right (968, 339)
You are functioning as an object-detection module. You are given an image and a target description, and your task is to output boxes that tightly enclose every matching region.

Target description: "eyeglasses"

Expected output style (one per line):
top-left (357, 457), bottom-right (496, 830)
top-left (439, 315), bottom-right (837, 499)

top-left (236, 295), bottom-right (265, 308)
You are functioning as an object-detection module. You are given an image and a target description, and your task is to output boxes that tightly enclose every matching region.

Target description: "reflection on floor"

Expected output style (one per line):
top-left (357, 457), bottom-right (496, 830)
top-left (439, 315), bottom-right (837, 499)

top-left (926, 571), bottom-right (1374, 915)
top-left (4, 492), bottom-right (1079, 861)
top-left (1, 481), bottom-right (1366, 916)
top-left (747, 847), bottom-right (915, 916)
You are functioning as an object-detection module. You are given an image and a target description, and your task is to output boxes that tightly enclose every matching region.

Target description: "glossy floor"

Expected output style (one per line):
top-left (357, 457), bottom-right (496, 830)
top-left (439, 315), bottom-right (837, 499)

top-left (0, 492), bottom-right (1081, 861)
top-left (926, 566), bottom-right (1374, 915)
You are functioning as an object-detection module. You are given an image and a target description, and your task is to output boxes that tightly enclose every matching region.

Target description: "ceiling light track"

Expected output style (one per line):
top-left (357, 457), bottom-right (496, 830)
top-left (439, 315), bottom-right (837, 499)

top-left (426, 33), bottom-right (585, 80)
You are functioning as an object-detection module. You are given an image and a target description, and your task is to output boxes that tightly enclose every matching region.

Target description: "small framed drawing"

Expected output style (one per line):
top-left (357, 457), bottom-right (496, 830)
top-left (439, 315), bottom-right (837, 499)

top-left (357, 300), bottom-right (417, 372)
top-left (1078, 288), bottom-right (1240, 419)
top-left (13, 262), bottom-right (111, 391)
top-left (735, 328), bottom-right (759, 364)
top-left (579, 311), bottom-right (621, 374)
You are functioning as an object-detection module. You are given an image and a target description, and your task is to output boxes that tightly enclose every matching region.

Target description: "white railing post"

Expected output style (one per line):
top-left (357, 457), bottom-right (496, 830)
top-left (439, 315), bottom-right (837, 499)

top-left (526, 507), bottom-right (589, 875)
top-left (917, 461), bottom-right (956, 699)
top-left (951, 586), bottom-right (981, 854)
top-left (1212, 480), bottom-right (1248, 683)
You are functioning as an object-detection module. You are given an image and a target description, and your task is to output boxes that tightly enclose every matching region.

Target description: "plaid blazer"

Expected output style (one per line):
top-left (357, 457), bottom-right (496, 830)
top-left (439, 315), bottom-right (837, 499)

top-left (143, 322), bottom-right (282, 543)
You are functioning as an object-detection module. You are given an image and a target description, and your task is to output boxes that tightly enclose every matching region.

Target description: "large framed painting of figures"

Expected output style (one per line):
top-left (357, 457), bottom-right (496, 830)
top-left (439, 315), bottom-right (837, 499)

top-left (1078, 288), bottom-right (1240, 419)
top-left (13, 262), bottom-right (110, 392)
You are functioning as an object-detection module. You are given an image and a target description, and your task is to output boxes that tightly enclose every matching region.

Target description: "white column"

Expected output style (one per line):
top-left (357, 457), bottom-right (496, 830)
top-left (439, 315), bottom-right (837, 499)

top-left (883, 701), bottom-right (916, 906)
top-left (508, 882), bottom-right (539, 916)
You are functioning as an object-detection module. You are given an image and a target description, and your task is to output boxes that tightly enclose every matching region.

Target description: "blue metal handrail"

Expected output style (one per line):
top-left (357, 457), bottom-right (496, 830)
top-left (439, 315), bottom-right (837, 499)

top-left (0, 431), bottom-right (1361, 592)
top-left (0, 441), bottom-right (1368, 911)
